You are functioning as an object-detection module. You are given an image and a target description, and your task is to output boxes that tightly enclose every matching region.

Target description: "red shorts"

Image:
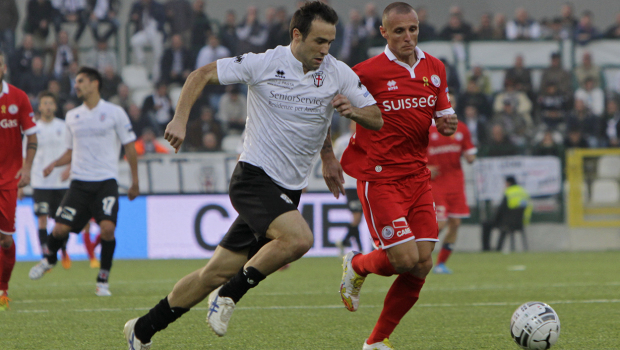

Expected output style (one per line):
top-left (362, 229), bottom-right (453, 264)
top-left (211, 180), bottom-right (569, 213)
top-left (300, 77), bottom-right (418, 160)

top-left (0, 189), bottom-right (18, 235)
top-left (431, 181), bottom-right (470, 222)
top-left (358, 177), bottom-right (438, 249)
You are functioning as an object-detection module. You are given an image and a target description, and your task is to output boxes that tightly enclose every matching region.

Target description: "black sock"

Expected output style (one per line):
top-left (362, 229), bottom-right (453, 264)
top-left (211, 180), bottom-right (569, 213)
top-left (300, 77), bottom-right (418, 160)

top-left (38, 228), bottom-right (48, 257)
top-left (45, 234), bottom-right (65, 264)
top-left (218, 266), bottom-right (266, 303)
top-left (98, 238), bottom-right (116, 283)
top-left (134, 297), bottom-right (189, 343)
top-left (61, 235), bottom-right (69, 252)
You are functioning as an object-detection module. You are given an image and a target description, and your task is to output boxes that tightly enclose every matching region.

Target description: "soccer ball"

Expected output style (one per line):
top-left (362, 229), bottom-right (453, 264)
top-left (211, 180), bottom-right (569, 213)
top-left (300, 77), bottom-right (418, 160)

top-left (510, 302), bottom-right (560, 349)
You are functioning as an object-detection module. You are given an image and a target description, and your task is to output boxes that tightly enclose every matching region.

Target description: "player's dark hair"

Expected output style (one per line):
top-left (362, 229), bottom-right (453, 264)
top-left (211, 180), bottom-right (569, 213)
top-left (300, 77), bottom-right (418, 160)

top-left (505, 176), bottom-right (517, 186)
top-left (38, 90), bottom-right (58, 105)
top-left (382, 2), bottom-right (415, 25)
top-left (289, 1), bottom-right (338, 41)
top-left (77, 66), bottom-right (103, 92)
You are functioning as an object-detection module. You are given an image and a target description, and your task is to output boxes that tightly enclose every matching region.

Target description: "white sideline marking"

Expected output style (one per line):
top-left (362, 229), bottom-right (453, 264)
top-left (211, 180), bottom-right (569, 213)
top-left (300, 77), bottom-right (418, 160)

top-left (14, 299), bottom-right (620, 314)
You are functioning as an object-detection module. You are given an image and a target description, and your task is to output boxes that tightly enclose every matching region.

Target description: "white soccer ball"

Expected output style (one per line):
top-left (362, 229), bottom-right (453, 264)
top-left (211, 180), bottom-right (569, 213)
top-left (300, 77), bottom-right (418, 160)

top-left (510, 301), bottom-right (561, 349)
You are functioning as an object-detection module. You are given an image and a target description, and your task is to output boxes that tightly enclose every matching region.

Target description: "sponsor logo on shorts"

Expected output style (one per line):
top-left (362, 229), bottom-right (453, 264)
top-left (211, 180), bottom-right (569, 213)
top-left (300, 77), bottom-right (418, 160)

top-left (280, 193), bottom-right (293, 205)
top-left (381, 226), bottom-right (394, 240)
top-left (392, 217), bottom-right (411, 237)
top-left (60, 206), bottom-right (77, 221)
top-left (35, 202), bottom-right (49, 215)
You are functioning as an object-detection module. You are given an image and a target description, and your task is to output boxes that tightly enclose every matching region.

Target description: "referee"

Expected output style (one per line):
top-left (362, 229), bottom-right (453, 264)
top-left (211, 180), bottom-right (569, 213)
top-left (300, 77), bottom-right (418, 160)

top-left (124, 1), bottom-right (382, 348)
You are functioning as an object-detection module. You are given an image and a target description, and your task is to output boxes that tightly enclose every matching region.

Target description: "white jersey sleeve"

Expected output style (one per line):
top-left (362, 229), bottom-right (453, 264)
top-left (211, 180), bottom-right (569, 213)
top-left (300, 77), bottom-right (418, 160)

top-left (113, 106), bottom-right (137, 145)
top-left (337, 61), bottom-right (376, 109)
top-left (65, 123), bottom-right (74, 149)
top-left (217, 53), bottom-right (266, 86)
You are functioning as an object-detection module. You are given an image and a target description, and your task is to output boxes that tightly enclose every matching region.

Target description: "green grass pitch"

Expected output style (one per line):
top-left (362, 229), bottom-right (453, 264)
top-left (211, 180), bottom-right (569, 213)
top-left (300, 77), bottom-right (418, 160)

top-left (2, 251), bottom-right (619, 349)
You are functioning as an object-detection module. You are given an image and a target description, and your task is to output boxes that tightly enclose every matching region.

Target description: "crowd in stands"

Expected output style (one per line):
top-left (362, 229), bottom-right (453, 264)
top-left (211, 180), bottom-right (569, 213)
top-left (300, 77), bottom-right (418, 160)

top-left (1, 0), bottom-right (619, 157)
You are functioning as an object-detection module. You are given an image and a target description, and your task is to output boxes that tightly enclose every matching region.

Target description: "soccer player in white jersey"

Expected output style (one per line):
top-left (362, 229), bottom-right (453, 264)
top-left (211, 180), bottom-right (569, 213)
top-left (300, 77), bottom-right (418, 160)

top-left (124, 2), bottom-right (382, 348)
top-left (28, 67), bottom-right (140, 297)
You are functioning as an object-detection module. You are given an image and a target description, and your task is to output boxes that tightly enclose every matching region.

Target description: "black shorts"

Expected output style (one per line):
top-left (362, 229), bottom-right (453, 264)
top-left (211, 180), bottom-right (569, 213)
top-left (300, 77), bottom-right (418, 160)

top-left (55, 179), bottom-right (119, 233)
top-left (220, 162), bottom-right (302, 257)
top-left (345, 188), bottom-right (362, 213)
top-left (33, 189), bottom-right (68, 217)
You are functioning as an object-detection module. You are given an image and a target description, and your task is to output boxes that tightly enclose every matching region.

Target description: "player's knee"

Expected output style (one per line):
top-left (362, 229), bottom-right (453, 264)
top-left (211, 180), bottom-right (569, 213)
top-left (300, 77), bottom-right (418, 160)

top-left (449, 218), bottom-right (461, 229)
top-left (99, 221), bottom-right (116, 240)
top-left (0, 235), bottom-right (13, 248)
top-left (52, 224), bottom-right (71, 238)
top-left (390, 253), bottom-right (419, 274)
top-left (415, 256), bottom-right (434, 276)
top-left (289, 233), bottom-right (314, 260)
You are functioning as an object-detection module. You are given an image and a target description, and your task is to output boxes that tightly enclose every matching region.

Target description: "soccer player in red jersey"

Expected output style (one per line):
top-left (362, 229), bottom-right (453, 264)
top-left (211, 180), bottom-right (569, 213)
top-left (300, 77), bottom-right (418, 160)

top-left (0, 51), bottom-right (38, 310)
top-left (427, 120), bottom-right (476, 274)
top-left (336, 3), bottom-right (458, 349)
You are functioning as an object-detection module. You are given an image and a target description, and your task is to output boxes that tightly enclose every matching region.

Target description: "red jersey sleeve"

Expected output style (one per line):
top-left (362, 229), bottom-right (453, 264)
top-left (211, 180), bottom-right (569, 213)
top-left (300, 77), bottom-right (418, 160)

top-left (18, 91), bottom-right (36, 135)
top-left (459, 122), bottom-right (476, 154)
top-left (434, 60), bottom-right (452, 113)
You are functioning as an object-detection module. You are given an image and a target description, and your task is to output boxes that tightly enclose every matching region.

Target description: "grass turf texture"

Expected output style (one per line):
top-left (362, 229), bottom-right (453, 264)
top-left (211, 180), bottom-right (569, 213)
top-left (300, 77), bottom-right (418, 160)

top-left (2, 251), bottom-right (619, 349)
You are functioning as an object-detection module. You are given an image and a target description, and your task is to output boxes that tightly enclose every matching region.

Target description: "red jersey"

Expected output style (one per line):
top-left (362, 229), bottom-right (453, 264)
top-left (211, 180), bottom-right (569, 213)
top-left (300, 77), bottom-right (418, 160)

top-left (427, 121), bottom-right (476, 190)
top-left (0, 81), bottom-right (36, 189)
top-left (341, 46), bottom-right (453, 182)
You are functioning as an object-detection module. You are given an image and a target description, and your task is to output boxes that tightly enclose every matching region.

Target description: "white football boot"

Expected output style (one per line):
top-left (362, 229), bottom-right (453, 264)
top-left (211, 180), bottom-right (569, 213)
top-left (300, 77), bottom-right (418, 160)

top-left (340, 251), bottom-right (366, 311)
top-left (363, 338), bottom-right (395, 350)
top-left (96, 282), bottom-right (112, 297)
top-left (206, 285), bottom-right (236, 336)
top-left (124, 318), bottom-right (152, 350)
top-left (29, 258), bottom-right (54, 280)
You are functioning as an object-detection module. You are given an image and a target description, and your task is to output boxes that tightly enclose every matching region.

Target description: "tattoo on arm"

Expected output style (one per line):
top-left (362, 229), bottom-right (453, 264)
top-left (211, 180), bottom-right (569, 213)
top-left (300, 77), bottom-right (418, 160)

top-left (27, 142), bottom-right (38, 151)
top-left (321, 127), bottom-right (333, 157)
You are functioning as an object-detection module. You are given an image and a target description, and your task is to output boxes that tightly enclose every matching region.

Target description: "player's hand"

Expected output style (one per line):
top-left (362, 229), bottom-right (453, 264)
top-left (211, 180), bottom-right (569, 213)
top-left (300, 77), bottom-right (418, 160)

top-left (322, 155), bottom-right (345, 199)
top-left (16, 167), bottom-right (31, 188)
top-left (43, 162), bottom-right (56, 177)
top-left (436, 114), bottom-right (458, 136)
top-left (164, 118), bottom-right (186, 153)
top-left (61, 166), bottom-right (71, 181)
top-left (128, 182), bottom-right (140, 201)
top-left (428, 165), bottom-right (439, 180)
top-left (331, 94), bottom-right (354, 119)
top-left (17, 188), bottom-right (24, 201)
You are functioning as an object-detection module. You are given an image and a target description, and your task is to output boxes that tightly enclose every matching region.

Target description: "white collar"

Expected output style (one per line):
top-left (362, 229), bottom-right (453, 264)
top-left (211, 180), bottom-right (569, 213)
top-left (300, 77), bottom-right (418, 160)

top-left (0, 81), bottom-right (8, 98)
top-left (285, 45), bottom-right (305, 73)
top-left (384, 45), bottom-right (425, 78)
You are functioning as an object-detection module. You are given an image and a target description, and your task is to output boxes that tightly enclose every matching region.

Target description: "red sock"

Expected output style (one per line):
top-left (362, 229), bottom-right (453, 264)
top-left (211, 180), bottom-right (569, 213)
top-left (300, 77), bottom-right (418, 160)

top-left (352, 249), bottom-right (397, 277)
top-left (436, 246), bottom-right (453, 265)
top-left (94, 234), bottom-right (101, 248)
top-left (0, 242), bottom-right (16, 291)
top-left (368, 273), bottom-right (425, 344)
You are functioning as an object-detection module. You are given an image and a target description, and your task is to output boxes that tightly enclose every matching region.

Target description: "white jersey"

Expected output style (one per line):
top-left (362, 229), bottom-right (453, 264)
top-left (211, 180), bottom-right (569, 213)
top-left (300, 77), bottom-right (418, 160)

top-left (29, 118), bottom-right (70, 189)
top-left (217, 45), bottom-right (376, 190)
top-left (333, 131), bottom-right (357, 190)
top-left (65, 99), bottom-right (136, 182)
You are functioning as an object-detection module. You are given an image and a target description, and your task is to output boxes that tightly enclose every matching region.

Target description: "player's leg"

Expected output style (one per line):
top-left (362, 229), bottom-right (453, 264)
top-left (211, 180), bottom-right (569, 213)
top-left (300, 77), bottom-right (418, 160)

top-left (435, 217), bottom-right (460, 273)
top-left (126, 245), bottom-right (249, 347)
top-left (0, 189), bottom-right (18, 310)
top-left (349, 210), bottom-right (363, 250)
top-left (33, 189), bottom-right (50, 257)
top-left (82, 221), bottom-right (99, 268)
top-left (37, 215), bottom-right (48, 256)
top-left (95, 220), bottom-right (115, 296)
top-left (91, 179), bottom-right (120, 295)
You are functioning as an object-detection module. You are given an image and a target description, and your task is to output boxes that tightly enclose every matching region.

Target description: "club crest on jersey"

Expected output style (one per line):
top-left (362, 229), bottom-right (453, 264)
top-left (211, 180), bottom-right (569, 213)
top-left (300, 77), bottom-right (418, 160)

top-left (8, 104), bottom-right (18, 114)
top-left (431, 75), bottom-right (441, 87)
top-left (100, 114), bottom-right (106, 121)
top-left (312, 71), bottom-right (325, 87)
top-left (387, 80), bottom-right (398, 91)
top-left (381, 226), bottom-right (394, 240)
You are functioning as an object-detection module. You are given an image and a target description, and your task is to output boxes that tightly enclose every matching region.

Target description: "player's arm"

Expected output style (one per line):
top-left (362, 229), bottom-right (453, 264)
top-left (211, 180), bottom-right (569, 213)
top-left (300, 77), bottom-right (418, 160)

top-left (320, 127), bottom-right (345, 199)
top-left (123, 141), bottom-right (140, 201)
top-left (17, 134), bottom-right (38, 188)
top-left (43, 149), bottom-right (72, 177)
top-left (165, 61), bottom-right (220, 152)
top-left (464, 153), bottom-right (476, 164)
top-left (332, 95), bottom-right (382, 131)
top-left (434, 114), bottom-right (458, 136)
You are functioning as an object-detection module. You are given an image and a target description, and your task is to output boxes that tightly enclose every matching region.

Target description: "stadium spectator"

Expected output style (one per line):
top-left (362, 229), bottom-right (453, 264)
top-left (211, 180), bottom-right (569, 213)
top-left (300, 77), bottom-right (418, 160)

top-left (574, 11), bottom-right (600, 46)
top-left (363, 3), bottom-right (383, 47)
top-left (87, 0), bottom-right (120, 43)
top-left (564, 125), bottom-right (590, 149)
top-left (504, 55), bottom-right (533, 96)
top-left (480, 123), bottom-right (519, 157)
top-left (441, 58), bottom-right (461, 94)
top-left (493, 79), bottom-right (532, 121)
top-left (540, 52), bottom-right (572, 98)
top-left (604, 12), bottom-right (620, 39)
top-left (219, 10), bottom-right (239, 56)
top-left (574, 77), bottom-right (604, 117)
top-left (20, 56), bottom-right (50, 99)
top-left (135, 127), bottom-right (169, 155)
top-left (10, 35), bottom-right (42, 87)
top-left (199, 132), bottom-right (220, 152)
top-left (266, 7), bottom-right (290, 50)
top-left (566, 98), bottom-right (600, 146)
top-left (46, 79), bottom-right (68, 119)
top-left (473, 12), bottom-right (494, 40)
top-left (560, 3), bottom-right (578, 34)
top-left (109, 83), bottom-right (131, 112)
top-left (49, 30), bottom-right (78, 79)
top-left (506, 8), bottom-right (541, 40)
top-left (128, 103), bottom-right (151, 137)
top-left (59, 61), bottom-right (79, 99)
top-left (130, 0), bottom-right (166, 82)
top-left (189, 0), bottom-right (212, 56)
top-left (236, 6), bottom-right (268, 54)
top-left (0, 0), bottom-right (18, 57)
top-left (538, 82), bottom-right (571, 130)
top-left (83, 40), bottom-right (117, 74)
top-left (160, 34), bottom-right (193, 85)
top-left (466, 65), bottom-right (491, 96)
top-left (186, 106), bottom-right (222, 151)
top-left (492, 13), bottom-right (507, 39)
top-left (195, 35), bottom-right (230, 70)
top-left (532, 130), bottom-right (563, 157)
top-left (100, 65), bottom-right (122, 100)
top-left (165, 0), bottom-right (193, 37)
top-left (463, 105), bottom-right (488, 146)
top-left (541, 17), bottom-right (567, 40)
top-left (457, 79), bottom-right (491, 118)
top-left (340, 9), bottom-right (368, 66)
top-left (416, 7), bottom-right (436, 42)
top-left (141, 81), bottom-right (174, 134)
top-left (51, 0), bottom-right (89, 43)
top-left (493, 98), bottom-right (532, 148)
top-left (24, 0), bottom-right (54, 46)
top-left (218, 84), bottom-right (247, 134)
top-left (439, 13), bottom-right (472, 42)
top-left (574, 52), bottom-right (602, 89)
top-left (605, 99), bottom-right (620, 147)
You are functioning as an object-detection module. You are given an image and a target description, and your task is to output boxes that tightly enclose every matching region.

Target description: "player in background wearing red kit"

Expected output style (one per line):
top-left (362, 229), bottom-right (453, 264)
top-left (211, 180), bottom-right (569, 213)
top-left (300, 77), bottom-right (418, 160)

top-left (0, 51), bottom-right (38, 311)
top-left (427, 120), bottom-right (476, 274)
top-left (336, 3), bottom-right (458, 349)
